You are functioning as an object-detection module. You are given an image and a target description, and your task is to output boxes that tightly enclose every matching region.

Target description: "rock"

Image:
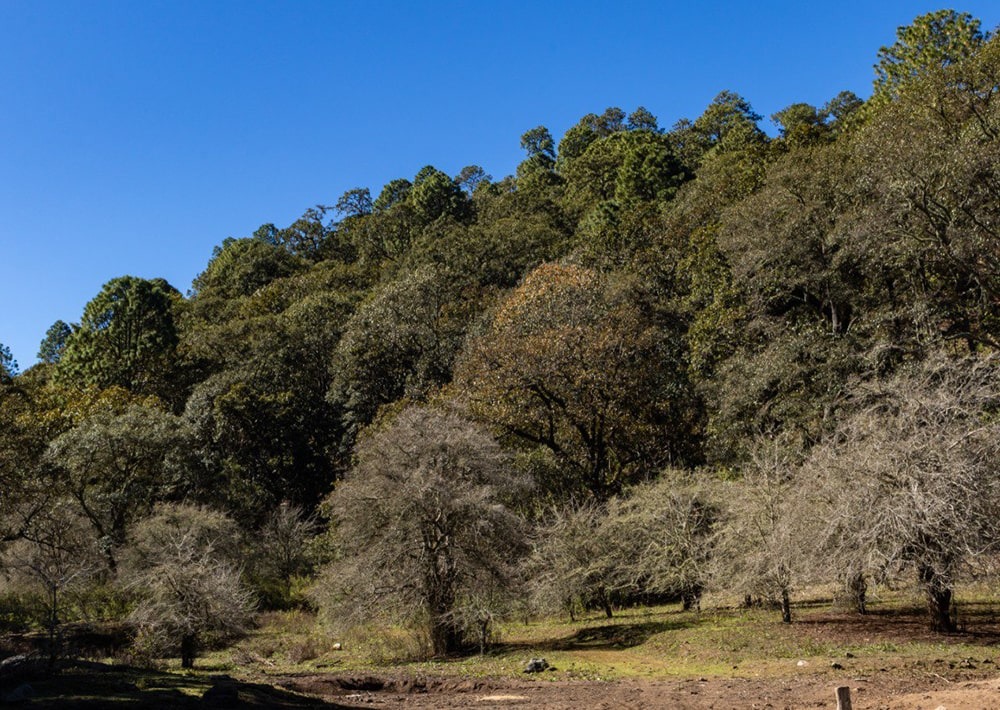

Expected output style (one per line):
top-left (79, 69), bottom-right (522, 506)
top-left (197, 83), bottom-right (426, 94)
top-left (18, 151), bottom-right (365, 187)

top-left (524, 658), bottom-right (549, 673)
top-left (332, 642), bottom-right (342, 651)
top-left (796, 660), bottom-right (808, 667)
top-left (831, 662), bottom-right (845, 670)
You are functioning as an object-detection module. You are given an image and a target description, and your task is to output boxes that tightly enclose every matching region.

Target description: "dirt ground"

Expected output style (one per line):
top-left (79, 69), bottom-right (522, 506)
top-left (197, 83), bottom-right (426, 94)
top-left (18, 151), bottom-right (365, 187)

top-left (277, 671), bottom-right (1000, 709)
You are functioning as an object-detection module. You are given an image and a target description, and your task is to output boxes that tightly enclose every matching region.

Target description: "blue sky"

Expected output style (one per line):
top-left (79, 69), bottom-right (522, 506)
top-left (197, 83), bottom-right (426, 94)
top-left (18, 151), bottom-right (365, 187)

top-left (1, 1), bottom-right (998, 368)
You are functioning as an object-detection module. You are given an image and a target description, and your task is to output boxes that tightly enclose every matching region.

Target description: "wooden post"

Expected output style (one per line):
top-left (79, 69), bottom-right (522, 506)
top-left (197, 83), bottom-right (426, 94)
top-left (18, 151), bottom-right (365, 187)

top-left (835, 686), bottom-right (852, 710)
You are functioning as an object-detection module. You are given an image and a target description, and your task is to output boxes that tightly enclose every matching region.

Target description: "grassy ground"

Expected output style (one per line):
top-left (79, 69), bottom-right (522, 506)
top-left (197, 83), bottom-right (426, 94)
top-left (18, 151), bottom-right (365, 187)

top-left (8, 586), bottom-right (1000, 706)
top-left (214, 585), bottom-right (1000, 683)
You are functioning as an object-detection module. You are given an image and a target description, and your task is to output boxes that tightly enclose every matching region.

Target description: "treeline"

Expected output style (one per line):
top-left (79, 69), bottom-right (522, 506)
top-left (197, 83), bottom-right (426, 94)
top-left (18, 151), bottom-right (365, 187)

top-left (2, 10), bottom-right (1000, 663)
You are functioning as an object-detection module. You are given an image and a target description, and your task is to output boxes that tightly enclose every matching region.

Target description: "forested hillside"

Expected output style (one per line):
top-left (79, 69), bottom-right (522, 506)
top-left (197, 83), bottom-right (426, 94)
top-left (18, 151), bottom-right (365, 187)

top-left (2, 10), bottom-right (1000, 664)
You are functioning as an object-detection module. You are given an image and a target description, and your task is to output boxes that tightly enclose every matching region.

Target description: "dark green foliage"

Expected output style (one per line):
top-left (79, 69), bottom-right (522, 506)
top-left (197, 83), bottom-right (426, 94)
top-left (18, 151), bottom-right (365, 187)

top-left (329, 265), bottom-right (480, 445)
top-left (37, 321), bottom-right (72, 365)
top-left (183, 265), bottom-right (363, 524)
top-left (873, 9), bottom-right (987, 101)
top-left (56, 276), bottom-right (182, 404)
top-left (0, 343), bottom-right (16, 380)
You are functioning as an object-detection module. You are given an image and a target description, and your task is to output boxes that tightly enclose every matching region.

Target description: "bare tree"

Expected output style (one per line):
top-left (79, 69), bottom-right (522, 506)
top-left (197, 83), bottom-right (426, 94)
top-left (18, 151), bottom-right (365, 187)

top-left (604, 471), bottom-right (721, 611)
top-left (1, 500), bottom-right (103, 665)
top-left (249, 501), bottom-right (318, 608)
top-left (315, 406), bottom-right (528, 656)
top-left (714, 438), bottom-right (818, 623)
top-left (526, 472), bottom-right (720, 620)
top-left (120, 503), bottom-right (255, 668)
top-left (804, 354), bottom-right (1000, 631)
top-left (525, 501), bottom-right (621, 620)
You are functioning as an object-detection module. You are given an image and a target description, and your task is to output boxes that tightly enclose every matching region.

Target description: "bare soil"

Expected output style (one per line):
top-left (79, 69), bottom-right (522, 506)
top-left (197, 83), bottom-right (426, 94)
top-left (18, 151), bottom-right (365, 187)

top-left (277, 671), bottom-right (1000, 709)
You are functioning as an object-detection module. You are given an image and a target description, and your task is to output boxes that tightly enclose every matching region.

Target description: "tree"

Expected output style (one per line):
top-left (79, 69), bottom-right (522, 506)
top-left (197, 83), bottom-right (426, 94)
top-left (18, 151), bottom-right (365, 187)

top-left (715, 438), bottom-right (816, 623)
top-left (46, 404), bottom-right (196, 569)
top-left (0, 342), bottom-right (18, 380)
top-left (190, 238), bottom-right (306, 304)
top-left (603, 471), bottom-right (720, 611)
top-left (37, 321), bottom-right (72, 365)
top-left (335, 187), bottom-right (373, 218)
top-left (316, 406), bottom-right (527, 656)
top-left (184, 272), bottom-right (358, 523)
top-left (672, 91), bottom-right (765, 168)
top-left (248, 501), bottom-right (318, 608)
top-left (873, 10), bottom-right (987, 102)
top-left (803, 354), bottom-right (1000, 631)
top-left (455, 165), bottom-right (492, 196)
top-left (560, 129), bottom-right (686, 225)
top-left (456, 263), bottom-right (700, 501)
top-left (330, 265), bottom-right (480, 444)
top-left (56, 276), bottom-right (181, 403)
top-left (821, 91), bottom-right (864, 134)
top-left (525, 501), bottom-right (621, 620)
top-left (274, 206), bottom-right (340, 261)
top-left (409, 166), bottom-right (470, 225)
top-left (853, 34), bottom-right (1000, 352)
top-left (1, 500), bottom-right (103, 665)
top-left (627, 106), bottom-right (659, 132)
top-left (373, 178), bottom-right (412, 212)
top-left (517, 126), bottom-right (560, 192)
top-left (121, 503), bottom-right (254, 668)
top-left (520, 126), bottom-right (556, 161)
top-left (771, 103), bottom-right (830, 148)
top-left (0, 369), bottom-right (74, 550)
top-left (707, 141), bottom-right (867, 460)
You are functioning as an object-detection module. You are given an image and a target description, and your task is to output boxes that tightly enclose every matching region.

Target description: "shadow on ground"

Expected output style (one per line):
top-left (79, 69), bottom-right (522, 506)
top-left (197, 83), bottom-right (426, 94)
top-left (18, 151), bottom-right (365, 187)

top-left (1, 659), bottom-right (351, 708)
top-left (502, 617), bottom-right (696, 652)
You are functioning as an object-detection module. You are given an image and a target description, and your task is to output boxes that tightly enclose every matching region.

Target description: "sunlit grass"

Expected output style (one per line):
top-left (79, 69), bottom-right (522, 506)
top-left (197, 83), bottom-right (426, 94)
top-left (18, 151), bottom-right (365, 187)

top-left (213, 583), bottom-right (1000, 686)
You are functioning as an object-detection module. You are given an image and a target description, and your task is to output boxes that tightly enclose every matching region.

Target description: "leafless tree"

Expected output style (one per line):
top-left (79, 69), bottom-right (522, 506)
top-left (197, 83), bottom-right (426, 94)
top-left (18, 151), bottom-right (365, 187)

top-left (803, 354), bottom-right (1000, 630)
top-left (249, 501), bottom-right (318, 608)
top-left (604, 471), bottom-right (721, 611)
top-left (526, 472), bottom-right (721, 619)
top-left (713, 438), bottom-right (819, 623)
top-left (120, 503), bottom-right (255, 667)
top-left (315, 406), bottom-right (529, 656)
top-left (1, 500), bottom-right (103, 665)
top-left (525, 501), bottom-right (621, 620)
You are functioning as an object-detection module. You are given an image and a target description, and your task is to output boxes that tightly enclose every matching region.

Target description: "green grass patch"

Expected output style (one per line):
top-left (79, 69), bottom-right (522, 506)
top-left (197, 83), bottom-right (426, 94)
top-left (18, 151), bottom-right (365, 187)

top-left (229, 587), bottom-right (1000, 681)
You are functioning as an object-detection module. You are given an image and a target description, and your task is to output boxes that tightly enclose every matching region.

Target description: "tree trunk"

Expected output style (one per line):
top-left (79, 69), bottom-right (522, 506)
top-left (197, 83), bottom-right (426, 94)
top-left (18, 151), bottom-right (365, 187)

top-left (429, 614), bottom-right (462, 656)
top-left (681, 586), bottom-right (702, 612)
top-left (919, 566), bottom-right (955, 632)
top-left (780, 588), bottom-right (792, 624)
top-left (47, 585), bottom-right (59, 669)
top-left (181, 634), bottom-right (197, 669)
top-left (597, 588), bottom-right (613, 619)
top-left (847, 572), bottom-right (867, 615)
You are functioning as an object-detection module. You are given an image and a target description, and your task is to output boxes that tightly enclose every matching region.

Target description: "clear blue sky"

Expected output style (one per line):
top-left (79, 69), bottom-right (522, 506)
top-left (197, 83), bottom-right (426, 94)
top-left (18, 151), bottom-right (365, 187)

top-left (1, 1), bottom-right (998, 368)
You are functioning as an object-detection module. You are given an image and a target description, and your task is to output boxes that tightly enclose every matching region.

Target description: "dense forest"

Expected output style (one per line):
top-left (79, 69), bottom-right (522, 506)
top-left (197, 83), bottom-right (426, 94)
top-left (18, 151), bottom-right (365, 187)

top-left (2, 9), bottom-right (1000, 665)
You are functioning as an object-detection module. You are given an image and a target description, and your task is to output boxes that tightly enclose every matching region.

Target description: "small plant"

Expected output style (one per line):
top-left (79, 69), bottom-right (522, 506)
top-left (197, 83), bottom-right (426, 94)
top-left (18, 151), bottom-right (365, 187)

top-left (286, 638), bottom-right (320, 664)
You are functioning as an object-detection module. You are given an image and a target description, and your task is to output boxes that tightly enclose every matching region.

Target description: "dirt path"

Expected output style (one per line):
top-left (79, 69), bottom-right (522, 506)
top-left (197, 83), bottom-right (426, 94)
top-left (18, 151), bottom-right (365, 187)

top-left (276, 672), bottom-right (1000, 709)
